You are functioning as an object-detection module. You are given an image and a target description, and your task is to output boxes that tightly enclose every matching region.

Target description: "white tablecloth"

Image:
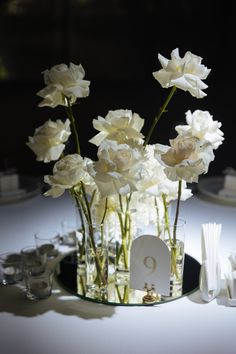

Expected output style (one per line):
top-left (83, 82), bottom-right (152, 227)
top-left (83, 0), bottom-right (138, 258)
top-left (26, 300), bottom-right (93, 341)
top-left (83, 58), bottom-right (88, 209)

top-left (1, 192), bottom-right (236, 354)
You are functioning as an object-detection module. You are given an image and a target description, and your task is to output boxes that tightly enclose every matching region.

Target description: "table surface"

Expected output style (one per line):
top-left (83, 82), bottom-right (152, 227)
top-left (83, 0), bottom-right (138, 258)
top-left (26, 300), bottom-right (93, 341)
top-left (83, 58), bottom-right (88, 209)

top-left (0, 190), bottom-right (236, 354)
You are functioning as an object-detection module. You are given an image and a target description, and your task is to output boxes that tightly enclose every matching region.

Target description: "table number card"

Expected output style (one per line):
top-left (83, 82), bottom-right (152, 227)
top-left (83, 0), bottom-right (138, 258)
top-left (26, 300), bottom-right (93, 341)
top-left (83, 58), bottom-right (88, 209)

top-left (130, 235), bottom-right (171, 296)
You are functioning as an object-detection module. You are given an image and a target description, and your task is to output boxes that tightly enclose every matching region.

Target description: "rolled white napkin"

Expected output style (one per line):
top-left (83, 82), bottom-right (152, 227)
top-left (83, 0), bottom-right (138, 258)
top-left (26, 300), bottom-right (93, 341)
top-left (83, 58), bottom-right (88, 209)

top-left (199, 223), bottom-right (222, 302)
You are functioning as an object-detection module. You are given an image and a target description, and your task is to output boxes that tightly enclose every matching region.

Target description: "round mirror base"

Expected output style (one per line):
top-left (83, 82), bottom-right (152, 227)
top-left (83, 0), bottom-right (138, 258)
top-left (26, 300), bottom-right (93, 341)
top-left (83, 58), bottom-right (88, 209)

top-left (55, 252), bottom-right (200, 306)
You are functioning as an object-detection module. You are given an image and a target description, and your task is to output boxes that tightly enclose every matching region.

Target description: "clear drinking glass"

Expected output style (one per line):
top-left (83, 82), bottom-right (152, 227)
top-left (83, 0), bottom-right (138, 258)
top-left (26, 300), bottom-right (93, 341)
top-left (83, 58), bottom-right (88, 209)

top-left (85, 221), bottom-right (108, 300)
top-left (21, 246), bottom-right (47, 276)
top-left (161, 218), bottom-right (186, 297)
top-left (24, 268), bottom-right (53, 300)
top-left (0, 252), bottom-right (23, 285)
top-left (60, 220), bottom-right (78, 247)
top-left (34, 230), bottom-right (60, 258)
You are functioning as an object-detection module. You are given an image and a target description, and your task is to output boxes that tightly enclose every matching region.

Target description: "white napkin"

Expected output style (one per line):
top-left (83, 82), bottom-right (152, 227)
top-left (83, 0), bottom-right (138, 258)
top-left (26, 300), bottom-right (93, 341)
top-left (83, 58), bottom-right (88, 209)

top-left (224, 251), bottom-right (236, 306)
top-left (228, 250), bottom-right (236, 271)
top-left (225, 271), bottom-right (236, 298)
top-left (225, 271), bottom-right (236, 306)
top-left (199, 223), bottom-right (222, 302)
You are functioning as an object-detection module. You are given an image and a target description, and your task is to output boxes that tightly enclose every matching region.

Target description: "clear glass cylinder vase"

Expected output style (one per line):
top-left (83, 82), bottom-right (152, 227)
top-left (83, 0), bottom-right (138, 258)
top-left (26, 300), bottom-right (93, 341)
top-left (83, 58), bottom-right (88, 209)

top-left (114, 208), bottom-right (137, 285)
top-left (85, 221), bottom-right (109, 300)
top-left (161, 218), bottom-right (186, 297)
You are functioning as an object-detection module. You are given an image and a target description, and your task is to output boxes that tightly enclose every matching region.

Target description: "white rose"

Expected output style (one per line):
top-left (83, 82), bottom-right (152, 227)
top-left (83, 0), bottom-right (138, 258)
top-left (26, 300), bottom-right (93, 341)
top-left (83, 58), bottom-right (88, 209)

top-left (26, 119), bottom-right (71, 163)
top-left (89, 109), bottom-right (144, 146)
top-left (155, 136), bottom-right (215, 183)
top-left (146, 174), bottom-right (192, 202)
top-left (92, 140), bottom-right (144, 197)
top-left (153, 48), bottom-right (211, 98)
top-left (37, 62), bottom-right (90, 108)
top-left (176, 110), bottom-right (224, 149)
top-left (140, 146), bottom-right (192, 200)
top-left (44, 154), bottom-right (95, 197)
top-left (130, 145), bottom-right (168, 193)
top-left (128, 193), bottom-right (163, 228)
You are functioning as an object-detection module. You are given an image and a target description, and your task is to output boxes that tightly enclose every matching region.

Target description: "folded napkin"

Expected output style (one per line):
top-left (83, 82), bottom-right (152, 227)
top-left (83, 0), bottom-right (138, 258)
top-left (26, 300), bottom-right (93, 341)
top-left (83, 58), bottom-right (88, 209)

top-left (225, 271), bottom-right (236, 306)
top-left (225, 271), bottom-right (236, 298)
top-left (199, 223), bottom-right (222, 302)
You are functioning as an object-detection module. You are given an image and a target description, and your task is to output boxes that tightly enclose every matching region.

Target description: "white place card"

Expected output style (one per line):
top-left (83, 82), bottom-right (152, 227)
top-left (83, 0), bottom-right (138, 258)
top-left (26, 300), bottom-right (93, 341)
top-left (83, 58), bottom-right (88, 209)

top-left (130, 235), bottom-right (171, 296)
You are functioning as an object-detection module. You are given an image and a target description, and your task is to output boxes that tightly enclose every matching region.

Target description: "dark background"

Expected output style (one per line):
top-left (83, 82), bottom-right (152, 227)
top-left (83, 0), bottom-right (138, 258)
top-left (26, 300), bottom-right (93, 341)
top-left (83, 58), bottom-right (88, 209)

top-left (0, 0), bottom-right (234, 178)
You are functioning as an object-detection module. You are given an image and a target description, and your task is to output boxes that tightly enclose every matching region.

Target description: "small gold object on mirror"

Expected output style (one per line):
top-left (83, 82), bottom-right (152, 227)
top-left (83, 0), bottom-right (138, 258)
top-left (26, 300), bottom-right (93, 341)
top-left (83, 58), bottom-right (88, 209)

top-left (142, 283), bottom-right (160, 304)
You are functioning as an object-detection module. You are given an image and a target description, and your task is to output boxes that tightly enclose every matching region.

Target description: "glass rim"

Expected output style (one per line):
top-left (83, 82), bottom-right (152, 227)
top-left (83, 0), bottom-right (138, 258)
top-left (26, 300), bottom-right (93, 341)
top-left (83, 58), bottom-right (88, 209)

top-left (34, 232), bottom-right (60, 241)
top-left (0, 252), bottom-right (22, 263)
top-left (21, 245), bottom-right (41, 255)
top-left (25, 267), bottom-right (53, 278)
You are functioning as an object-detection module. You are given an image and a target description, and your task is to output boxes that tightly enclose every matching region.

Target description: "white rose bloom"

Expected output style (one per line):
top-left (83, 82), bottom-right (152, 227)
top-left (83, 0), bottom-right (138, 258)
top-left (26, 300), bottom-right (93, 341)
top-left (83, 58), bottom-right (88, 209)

top-left (37, 63), bottom-right (90, 108)
top-left (26, 119), bottom-right (71, 163)
top-left (130, 145), bottom-right (167, 193)
top-left (153, 48), bottom-right (211, 98)
top-left (176, 110), bottom-right (224, 149)
top-left (92, 140), bottom-right (144, 197)
top-left (155, 135), bottom-right (215, 183)
top-left (89, 109), bottom-right (144, 146)
top-left (44, 154), bottom-right (95, 197)
top-left (128, 193), bottom-right (163, 228)
top-left (146, 175), bottom-right (192, 202)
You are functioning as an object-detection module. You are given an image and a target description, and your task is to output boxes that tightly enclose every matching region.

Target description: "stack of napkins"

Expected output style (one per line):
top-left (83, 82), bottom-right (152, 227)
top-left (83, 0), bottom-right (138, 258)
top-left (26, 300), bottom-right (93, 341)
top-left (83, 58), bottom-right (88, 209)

top-left (218, 167), bottom-right (236, 200)
top-left (199, 223), bottom-right (222, 302)
top-left (225, 250), bottom-right (236, 306)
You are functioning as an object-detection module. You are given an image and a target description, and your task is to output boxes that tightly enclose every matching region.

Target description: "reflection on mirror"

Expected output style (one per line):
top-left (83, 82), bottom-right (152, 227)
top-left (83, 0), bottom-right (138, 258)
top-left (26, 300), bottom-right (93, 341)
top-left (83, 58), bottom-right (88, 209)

top-left (56, 252), bottom-right (200, 306)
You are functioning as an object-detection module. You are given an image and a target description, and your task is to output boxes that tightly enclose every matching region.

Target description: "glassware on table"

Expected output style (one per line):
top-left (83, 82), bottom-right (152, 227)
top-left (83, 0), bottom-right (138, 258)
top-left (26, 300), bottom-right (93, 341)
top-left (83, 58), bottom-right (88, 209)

top-left (24, 268), bottom-right (53, 300)
top-left (60, 220), bottom-right (78, 247)
top-left (21, 246), bottom-right (47, 276)
top-left (161, 218), bottom-right (186, 298)
top-left (34, 230), bottom-right (60, 258)
top-left (0, 252), bottom-right (23, 285)
top-left (85, 221), bottom-right (109, 300)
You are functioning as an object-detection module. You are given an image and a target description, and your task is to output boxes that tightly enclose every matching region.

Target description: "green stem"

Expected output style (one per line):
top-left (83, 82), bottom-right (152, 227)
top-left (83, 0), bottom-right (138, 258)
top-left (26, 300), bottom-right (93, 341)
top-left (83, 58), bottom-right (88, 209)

top-left (117, 211), bottom-right (128, 268)
top-left (173, 180), bottom-right (182, 244)
top-left (100, 197), bottom-right (108, 243)
top-left (115, 285), bottom-right (122, 303)
top-left (154, 197), bottom-right (160, 237)
top-left (119, 194), bottom-right (124, 213)
top-left (73, 192), bottom-right (86, 259)
top-left (144, 86), bottom-right (177, 146)
top-left (116, 194), bottom-right (133, 270)
top-left (169, 180), bottom-right (183, 282)
top-left (123, 284), bottom-right (129, 303)
top-left (78, 275), bottom-right (86, 296)
top-left (89, 189), bottom-right (97, 209)
top-left (162, 194), bottom-right (171, 243)
top-left (80, 182), bottom-right (104, 285)
top-left (65, 96), bottom-right (81, 155)
top-left (73, 192), bottom-right (85, 232)
top-left (101, 197), bottom-right (108, 225)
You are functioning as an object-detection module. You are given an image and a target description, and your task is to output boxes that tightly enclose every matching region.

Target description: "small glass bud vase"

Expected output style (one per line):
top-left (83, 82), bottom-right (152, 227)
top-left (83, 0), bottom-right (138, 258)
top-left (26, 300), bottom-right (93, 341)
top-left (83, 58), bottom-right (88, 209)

top-left (114, 208), bottom-right (137, 285)
top-left (85, 221), bottom-right (108, 300)
top-left (161, 218), bottom-right (186, 297)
